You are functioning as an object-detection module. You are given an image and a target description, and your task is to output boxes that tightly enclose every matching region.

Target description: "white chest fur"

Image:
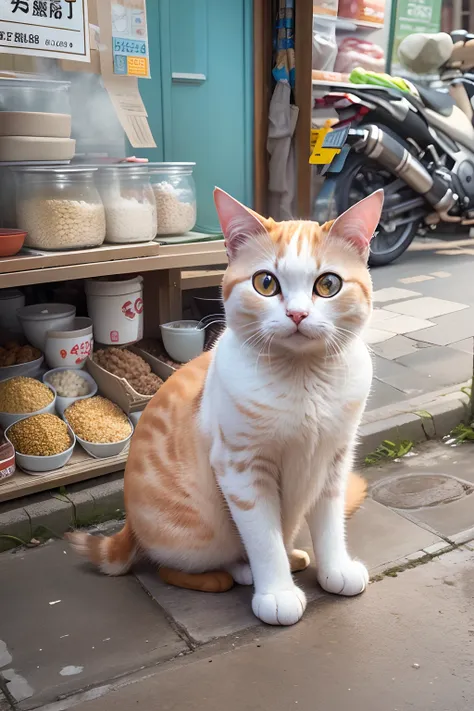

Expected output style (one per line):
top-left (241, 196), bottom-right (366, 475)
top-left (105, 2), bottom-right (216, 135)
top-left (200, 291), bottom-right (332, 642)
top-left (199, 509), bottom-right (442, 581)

top-left (202, 329), bottom-right (373, 449)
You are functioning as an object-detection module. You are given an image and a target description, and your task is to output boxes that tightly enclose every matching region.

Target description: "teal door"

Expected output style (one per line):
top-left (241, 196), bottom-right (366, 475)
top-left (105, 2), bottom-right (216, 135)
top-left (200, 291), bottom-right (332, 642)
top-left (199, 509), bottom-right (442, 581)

top-left (137, 0), bottom-right (253, 232)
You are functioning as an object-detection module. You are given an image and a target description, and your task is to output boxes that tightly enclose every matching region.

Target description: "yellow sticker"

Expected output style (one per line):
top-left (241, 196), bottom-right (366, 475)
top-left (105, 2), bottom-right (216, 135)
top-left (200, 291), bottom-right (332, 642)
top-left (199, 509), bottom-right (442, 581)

top-left (127, 56), bottom-right (149, 77)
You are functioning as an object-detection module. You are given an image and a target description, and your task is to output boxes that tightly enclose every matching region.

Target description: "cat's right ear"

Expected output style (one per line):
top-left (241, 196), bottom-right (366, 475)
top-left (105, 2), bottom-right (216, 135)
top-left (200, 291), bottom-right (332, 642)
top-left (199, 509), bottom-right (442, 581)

top-left (214, 188), bottom-right (267, 260)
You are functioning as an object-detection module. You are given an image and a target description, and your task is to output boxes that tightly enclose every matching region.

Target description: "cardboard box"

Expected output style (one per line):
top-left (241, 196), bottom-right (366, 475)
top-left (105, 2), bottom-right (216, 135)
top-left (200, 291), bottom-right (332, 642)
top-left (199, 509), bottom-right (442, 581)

top-left (85, 345), bottom-right (173, 415)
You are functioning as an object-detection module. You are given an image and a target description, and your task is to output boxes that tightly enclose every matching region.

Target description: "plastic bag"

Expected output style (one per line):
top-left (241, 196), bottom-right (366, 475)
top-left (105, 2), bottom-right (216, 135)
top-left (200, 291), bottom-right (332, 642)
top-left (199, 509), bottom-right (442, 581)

top-left (312, 17), bottom-right (338, 72)
top-left (335, 37), bottom-right (385, 74)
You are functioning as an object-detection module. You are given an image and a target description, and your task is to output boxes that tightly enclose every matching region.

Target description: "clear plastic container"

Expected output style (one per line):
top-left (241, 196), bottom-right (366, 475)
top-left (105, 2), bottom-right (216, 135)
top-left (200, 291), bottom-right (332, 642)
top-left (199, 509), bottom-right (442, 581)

top-left (96, 165), bottom-right (157, 243)
top-left (0, 77), bottom-right (71, 114)
top-left (14, 166), bottom-right (106, 251)
top-left (148, 163), bottom-right (197, 235)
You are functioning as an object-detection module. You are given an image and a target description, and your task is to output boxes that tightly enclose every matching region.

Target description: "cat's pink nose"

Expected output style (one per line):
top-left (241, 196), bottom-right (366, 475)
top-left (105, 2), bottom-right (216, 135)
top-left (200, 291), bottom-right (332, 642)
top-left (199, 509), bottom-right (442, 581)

top-left (286, 310), bottom-right (308, 325)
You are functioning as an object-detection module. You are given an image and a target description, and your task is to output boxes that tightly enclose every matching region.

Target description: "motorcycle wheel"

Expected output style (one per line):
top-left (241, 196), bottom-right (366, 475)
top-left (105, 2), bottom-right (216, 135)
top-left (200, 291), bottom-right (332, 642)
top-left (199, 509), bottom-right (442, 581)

top-left (335, 153), bottom-right (421, 267)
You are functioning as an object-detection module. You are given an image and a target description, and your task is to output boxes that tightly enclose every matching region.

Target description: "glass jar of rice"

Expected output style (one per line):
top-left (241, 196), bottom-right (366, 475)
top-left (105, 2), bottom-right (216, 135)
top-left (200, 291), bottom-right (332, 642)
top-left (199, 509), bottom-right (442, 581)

top-left (14, 166), bottom-right (106, 251)
top-left (148, 163), bottom-right (197, 236)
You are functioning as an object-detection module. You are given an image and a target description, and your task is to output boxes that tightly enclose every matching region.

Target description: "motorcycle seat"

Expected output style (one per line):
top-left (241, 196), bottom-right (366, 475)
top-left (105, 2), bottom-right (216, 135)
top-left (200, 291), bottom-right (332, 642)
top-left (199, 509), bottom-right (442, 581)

top-left (413, 84), bottom-right (455, 116)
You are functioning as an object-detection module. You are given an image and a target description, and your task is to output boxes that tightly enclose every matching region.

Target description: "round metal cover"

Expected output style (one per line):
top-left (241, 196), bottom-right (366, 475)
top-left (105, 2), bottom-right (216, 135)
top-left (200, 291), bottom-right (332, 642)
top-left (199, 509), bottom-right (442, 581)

top-left (371, 474), bottom-right (468, 509)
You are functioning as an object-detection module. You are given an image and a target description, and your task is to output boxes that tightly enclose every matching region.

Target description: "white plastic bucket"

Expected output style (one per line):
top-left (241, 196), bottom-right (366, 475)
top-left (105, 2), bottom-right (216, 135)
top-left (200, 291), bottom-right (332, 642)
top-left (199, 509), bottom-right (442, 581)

top-left (85, 277), bottom-right (144, 345)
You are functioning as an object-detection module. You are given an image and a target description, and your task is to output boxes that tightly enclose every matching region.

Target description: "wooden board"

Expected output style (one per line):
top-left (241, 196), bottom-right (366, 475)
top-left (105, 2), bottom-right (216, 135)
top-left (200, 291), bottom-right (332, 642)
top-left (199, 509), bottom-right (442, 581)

top-left (0, 444), bottom-right (127, 503)
top-left (181, 269), bottom-right (226, 290)
top-left (0, 240), bottom-right (227, 288)
top-left (294, 0), bottom-right (314, 218)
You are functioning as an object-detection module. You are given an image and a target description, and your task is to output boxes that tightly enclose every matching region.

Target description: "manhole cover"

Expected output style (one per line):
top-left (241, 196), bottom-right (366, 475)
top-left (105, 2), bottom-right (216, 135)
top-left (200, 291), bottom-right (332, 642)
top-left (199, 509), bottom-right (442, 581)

top-left (371, 474), bottom-right (468, 509)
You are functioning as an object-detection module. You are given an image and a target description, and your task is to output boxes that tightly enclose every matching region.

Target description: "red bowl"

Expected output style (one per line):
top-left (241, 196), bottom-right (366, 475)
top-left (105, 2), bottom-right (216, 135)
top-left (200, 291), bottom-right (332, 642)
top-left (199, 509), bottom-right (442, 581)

top-left (0, 228), bottom-right (27, 257)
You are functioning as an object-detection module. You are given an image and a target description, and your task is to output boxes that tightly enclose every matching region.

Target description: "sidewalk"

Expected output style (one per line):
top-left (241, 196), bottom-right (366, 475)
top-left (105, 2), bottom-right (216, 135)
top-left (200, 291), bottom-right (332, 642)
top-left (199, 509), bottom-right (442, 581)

top-left (61, 546), bottom-right (474, 711)
top-left (1, 439), bottom-right (474, 710)
top-left (366, 236), bottom-right (474, 411)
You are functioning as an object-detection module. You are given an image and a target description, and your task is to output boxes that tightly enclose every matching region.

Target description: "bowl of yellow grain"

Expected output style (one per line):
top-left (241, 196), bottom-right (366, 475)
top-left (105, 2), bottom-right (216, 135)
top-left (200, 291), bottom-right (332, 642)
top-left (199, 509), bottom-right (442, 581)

top-left (0, 376), bottom-right (56, 429)
top-left (5, 413), bottom-right (75, 474)
top-left (64, 395), bottom-right (133, 459)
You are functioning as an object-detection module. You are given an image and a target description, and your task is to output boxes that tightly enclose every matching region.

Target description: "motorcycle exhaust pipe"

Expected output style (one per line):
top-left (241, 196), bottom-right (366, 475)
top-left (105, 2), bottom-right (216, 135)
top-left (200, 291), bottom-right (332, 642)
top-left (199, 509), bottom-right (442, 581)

top-left (354, 125), bottom-right (456, 214)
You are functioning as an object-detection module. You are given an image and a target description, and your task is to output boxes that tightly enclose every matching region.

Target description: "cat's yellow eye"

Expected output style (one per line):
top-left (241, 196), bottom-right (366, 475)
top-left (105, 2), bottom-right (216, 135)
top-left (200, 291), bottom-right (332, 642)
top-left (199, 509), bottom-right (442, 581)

top-left (314, 273), bottom-right (343, 298)
top-left (252, 271), bottom-right (281, 297)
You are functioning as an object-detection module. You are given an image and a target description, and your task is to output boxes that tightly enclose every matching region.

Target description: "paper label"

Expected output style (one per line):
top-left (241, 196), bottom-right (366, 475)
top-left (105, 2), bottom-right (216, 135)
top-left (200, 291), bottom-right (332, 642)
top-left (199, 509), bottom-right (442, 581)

top-left (102, 74), bottom-right (156, 147)
top-left (0, 0), bottom-right (90, 62)
top-left (96, 0), bottom-right (155, 148)
top-left (111, 0), bottom-right (149, 77)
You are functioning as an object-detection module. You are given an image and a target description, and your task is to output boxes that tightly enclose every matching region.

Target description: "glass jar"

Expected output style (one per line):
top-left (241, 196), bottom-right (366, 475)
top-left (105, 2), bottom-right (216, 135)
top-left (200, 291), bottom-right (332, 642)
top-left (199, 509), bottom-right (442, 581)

top-left (148, 163), bottom-right (197, 236)
top-left (14, 167), bottom-right (106, 251)
top-left (0, 77), bottom-right (71, 113)
top-left (95, 165), bottom-right (157, 243)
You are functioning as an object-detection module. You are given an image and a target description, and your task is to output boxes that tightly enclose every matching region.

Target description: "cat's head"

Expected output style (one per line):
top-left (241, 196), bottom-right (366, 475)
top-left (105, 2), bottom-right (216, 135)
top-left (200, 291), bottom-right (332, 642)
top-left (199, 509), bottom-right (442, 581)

top-left (214, 189), bottom-right (383, 355)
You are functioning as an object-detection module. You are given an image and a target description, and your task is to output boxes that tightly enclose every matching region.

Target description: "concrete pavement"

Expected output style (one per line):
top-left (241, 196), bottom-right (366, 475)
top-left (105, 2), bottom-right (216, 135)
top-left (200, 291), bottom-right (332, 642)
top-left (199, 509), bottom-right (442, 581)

top-left (63, 546), bottom-right (474, 711)
top-left (1, 439), bottom-right (474, 710)
top-left (366, 235), bottom-right (474, 411)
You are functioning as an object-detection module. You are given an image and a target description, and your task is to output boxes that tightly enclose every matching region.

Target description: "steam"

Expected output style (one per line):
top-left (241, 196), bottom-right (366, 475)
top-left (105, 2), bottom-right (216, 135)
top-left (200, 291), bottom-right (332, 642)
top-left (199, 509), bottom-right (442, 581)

top-left (33, 57), bottom-right (126, 158)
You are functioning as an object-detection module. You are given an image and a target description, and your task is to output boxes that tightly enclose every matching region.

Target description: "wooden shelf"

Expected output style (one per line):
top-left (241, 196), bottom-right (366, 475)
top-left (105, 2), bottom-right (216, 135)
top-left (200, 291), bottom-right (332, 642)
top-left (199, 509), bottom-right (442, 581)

top-left (0, 237), bottom-right (228, 501)
top-left (0, 239), bottom-right (227, 288)
top-left (0, 444), bottom-right (128, 503)
top-left (181, 268), bottom-right (226, 290)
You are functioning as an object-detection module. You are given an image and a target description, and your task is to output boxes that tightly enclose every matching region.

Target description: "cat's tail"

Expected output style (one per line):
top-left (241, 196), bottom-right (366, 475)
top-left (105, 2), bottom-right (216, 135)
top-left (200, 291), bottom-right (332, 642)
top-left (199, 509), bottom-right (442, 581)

top-left (345, 472), bottom-right (367, 518)
top-left (65, 521), bottom-right (137, 576)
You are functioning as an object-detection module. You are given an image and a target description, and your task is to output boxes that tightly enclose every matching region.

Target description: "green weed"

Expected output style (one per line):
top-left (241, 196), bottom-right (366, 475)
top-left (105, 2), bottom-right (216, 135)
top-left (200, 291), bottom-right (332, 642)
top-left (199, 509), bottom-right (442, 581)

top-left (364, 439), bottom-right (414, 466)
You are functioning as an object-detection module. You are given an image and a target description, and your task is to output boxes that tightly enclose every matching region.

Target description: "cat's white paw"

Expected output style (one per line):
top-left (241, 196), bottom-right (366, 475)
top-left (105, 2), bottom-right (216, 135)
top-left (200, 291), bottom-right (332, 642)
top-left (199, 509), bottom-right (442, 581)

top-left (227, 562), bottom-right (253, 586)
top-left (252, 586), bottom-right (307, 626)
top-left (318, 559), bottom-right (369, 596)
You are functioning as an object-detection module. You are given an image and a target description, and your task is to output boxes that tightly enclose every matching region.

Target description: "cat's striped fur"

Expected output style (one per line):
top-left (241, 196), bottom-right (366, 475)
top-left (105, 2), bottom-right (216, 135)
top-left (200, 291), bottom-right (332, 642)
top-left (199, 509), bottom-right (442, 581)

top-left (67, 188), bottom-right (383, 625)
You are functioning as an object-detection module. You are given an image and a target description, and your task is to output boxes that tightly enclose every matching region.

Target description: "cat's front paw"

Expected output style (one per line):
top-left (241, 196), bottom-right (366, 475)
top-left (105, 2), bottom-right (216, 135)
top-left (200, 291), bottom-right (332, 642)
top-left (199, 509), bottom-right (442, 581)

top-left (252, 586), bottom-right (307, 626)
top-left (318, 559), bottom-right (368, 596)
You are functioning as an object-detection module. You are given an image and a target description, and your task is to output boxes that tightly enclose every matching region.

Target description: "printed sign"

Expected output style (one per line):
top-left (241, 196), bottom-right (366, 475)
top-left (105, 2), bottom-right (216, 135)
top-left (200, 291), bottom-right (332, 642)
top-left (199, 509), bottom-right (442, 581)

top-left (111, 0), bottom-right (149, 78)
top-left (391, 0), bottom-right (442, 71)
top-left (0, 0), bottom-right (90, 61)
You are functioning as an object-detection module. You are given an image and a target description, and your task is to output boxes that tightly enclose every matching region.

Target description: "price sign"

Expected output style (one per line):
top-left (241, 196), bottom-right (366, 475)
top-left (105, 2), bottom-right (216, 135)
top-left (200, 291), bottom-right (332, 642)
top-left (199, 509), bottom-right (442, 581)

top-left (0, 0), bottom-right (90, 62)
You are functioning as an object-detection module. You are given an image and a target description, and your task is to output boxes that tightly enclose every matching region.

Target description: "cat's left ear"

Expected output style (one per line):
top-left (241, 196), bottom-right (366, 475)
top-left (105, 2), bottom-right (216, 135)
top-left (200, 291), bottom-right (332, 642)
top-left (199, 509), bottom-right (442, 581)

top-left (327, 190), bottom-right (384, 257)
top-left (214, 188), bottom-right (269, 260)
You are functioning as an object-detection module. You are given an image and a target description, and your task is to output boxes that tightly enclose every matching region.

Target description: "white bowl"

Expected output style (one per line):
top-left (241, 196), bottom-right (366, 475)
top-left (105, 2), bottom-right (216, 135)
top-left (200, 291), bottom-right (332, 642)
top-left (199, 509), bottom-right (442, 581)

top-left (17, 303), bottom-right (76, 351)
top-left (43, 368), bottom-right (97, 416)
top-left (64, 415), bottom-right (133, 459)
top-left (44, 317), bottom-right (93, 370)
top-left (0, 354), bottom-right (44, 382)
top-left (160, 320), bottom-right (205, 363)
top-left (4, 420), bottom-right (75, 474)
top-left (0, 383), bottom-right (56, 429)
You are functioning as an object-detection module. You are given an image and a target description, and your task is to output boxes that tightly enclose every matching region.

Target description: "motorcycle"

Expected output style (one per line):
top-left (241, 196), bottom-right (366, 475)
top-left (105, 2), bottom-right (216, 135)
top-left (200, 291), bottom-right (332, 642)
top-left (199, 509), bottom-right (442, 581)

top-left (312, 30), bottom-right (474, 266)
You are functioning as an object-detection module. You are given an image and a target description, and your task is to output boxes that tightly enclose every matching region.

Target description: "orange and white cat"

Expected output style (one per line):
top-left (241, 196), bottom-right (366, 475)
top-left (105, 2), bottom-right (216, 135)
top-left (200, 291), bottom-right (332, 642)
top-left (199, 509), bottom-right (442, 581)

top-left (67, 187), bottom-right (383, 626)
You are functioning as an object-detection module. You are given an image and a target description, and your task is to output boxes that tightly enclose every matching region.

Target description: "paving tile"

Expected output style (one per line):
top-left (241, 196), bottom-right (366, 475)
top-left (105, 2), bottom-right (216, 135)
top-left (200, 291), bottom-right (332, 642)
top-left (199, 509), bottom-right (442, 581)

top-left (384, 296), bottom-right (469, 319)
top-left (365, 328), bottom-right (395, 345)
top-left (409, 307), bottom-right (474, 346)
top-left (373, 314), bottom-right (434, 335)
top-left (395, 346), bottom-right (473, 387)
top-left (372, 287), bottom-right (421, 303)
top-left (396, 494), bottom-right (474, 540)
top-left (135, 560), bottom-right (325, 645)
top-left (136, 499), bottom-right (442, 645)
top-left (449, 338), bottom-right (474, 355)
top-left (371, 335), bottom-right (429, 360)
top-left (435, 248), bottom-right (467, 255)
top-left (370, 308), bottom-right (398, 325)
top-left (398, 275), bottom-right (435, 284)
top-left (0, 541), bottom-right (186, 709)
top-left (346, 499), bottom-right (442, 570)
top-left (366, 378), bottom-right (409, 410)
top-left (373, 356), bottom-right (438, 395)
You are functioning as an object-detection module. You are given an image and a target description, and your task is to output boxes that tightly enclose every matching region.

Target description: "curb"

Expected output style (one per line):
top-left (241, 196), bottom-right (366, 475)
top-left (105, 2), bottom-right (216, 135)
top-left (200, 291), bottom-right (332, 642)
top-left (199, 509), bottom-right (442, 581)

top-left (357, 380), bottom-right (470, 463)
top-left (0, 381), bottom-right (471, 552)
